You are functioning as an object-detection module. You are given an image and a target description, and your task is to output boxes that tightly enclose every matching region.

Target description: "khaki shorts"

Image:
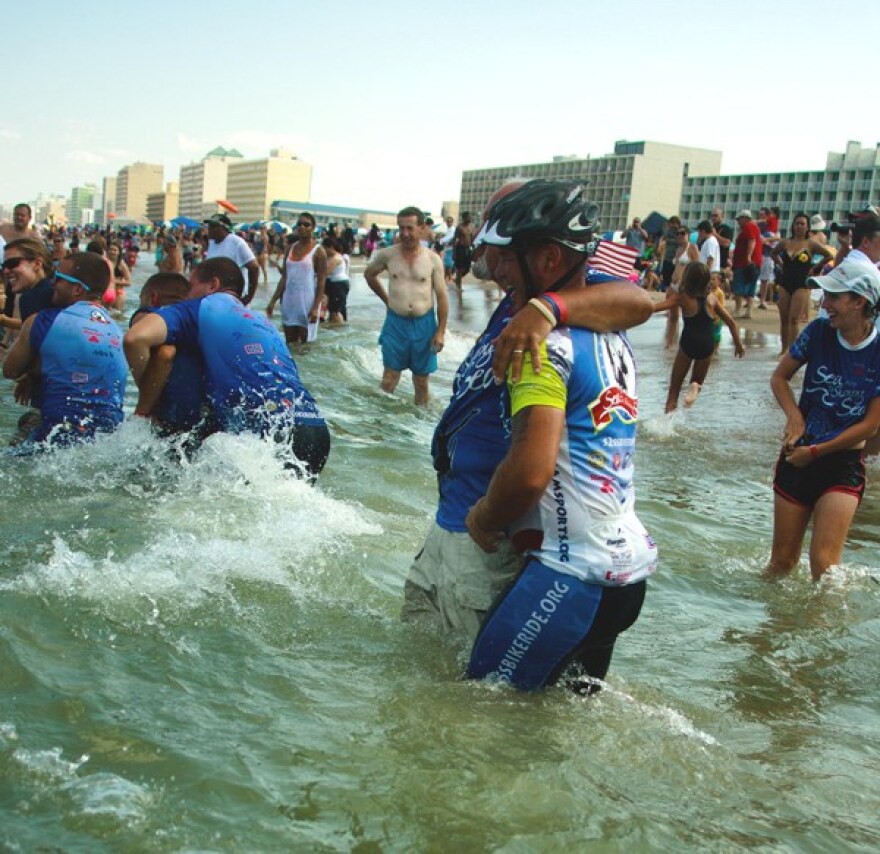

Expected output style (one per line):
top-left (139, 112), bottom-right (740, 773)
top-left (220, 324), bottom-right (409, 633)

top-left (401, 522), bottom-right (523, 641)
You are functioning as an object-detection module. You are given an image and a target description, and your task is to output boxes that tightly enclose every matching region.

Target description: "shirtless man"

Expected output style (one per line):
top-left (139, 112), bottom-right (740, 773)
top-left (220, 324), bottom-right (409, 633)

top-left (365, 206), bottom-right (448, 405)
top-left (1, 204), bottom-right (40, 342)
top-left (0, 203), bottom-right (38, 243)
top-left (453, 212), bottom-right (474, 290)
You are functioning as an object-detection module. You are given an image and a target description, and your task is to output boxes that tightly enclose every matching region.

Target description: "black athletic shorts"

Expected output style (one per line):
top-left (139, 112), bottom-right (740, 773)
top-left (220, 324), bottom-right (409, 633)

top-left (660, 260), bottom-right (675, 289)
top-left (325, 279), bottom-right (349, 319)
top-left (773, 448), bottom-right (865, 508)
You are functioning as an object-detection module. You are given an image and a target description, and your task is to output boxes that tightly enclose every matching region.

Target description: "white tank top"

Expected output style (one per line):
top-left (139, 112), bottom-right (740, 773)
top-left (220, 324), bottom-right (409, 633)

top-left (281, 243), bottom-right (319, 327)
top-left (328, 254), bottom-right (350, 282)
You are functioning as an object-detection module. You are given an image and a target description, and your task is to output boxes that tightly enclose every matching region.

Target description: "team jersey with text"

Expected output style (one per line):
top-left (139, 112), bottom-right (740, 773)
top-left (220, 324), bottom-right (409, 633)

top-left (432, 295), bottom-right (514, 531)
top-left (789, 318), bottom-right (880, 445)
top-left (30, 302), bottom-right (127, 443)
top-left (507, 327), bottom-right (657, 586)
top-left (158, 292), bottom-right (323, 434)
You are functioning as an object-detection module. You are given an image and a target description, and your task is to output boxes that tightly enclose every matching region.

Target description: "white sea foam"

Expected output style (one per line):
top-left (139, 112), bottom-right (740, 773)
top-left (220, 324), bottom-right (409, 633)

top-left (1, 425), bottom-right (382, 614)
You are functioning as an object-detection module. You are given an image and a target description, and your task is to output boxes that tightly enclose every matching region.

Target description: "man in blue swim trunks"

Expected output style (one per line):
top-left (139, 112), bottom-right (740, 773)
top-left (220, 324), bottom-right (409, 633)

top-left (123, 257), bottom-right (329, 480)
top-left (365, 206), bottom-right (448, 405)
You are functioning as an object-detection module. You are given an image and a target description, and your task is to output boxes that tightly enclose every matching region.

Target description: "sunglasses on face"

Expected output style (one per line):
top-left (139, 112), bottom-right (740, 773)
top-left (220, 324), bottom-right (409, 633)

top-left (54, 270), bottom-right (95, 291)
top-left (2, 256), bottom-right (29, 271)
top-left (677, 231), bottom-right (687, 236)
top-left (296, 222), bottom-right (313, 228)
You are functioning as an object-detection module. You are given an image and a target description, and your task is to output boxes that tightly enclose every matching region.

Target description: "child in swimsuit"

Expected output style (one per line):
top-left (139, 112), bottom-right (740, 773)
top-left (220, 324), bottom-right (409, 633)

top-left (653, 261), bottom-right (745, 412)
top-left (709, 270), bottom-right (727, 355)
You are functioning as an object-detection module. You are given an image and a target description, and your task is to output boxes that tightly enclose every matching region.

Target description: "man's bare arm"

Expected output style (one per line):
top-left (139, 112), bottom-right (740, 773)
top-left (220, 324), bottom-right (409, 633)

top-left (123, 313), bottom-right (169, 386)
top-left (242, 260), bottom-right (260, 306)
top-left (135, 344), bottom-right (176, 416)
top-left (466, 405), bottom-right (563, 552)
top-left (2, 314), bottom-right (38, 378)
top-left (364, 251), bottom-right (389, 305)
top-left (311, 248), bottom-right (328, 322)
top-left (431, 255), bottom-right (448, 352)
top-left (493, 281), bottom-right (653, 382)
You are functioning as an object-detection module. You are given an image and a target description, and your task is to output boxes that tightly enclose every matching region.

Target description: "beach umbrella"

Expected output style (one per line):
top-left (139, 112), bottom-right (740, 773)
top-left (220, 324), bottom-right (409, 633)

top-left (171, 215), bottom-right (201, 230)
top-left (216, 199), bottom-right (240, 214)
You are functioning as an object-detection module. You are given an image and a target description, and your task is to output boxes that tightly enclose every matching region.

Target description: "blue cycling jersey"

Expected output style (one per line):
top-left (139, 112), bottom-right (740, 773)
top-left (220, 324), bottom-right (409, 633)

top-left (432, 295), bottom-right (513, 532)
top-left (158, 292), bottom-right (323, 434)
top-left (30, 302), bottom-right (127, 443)
top-left (789, 318), bottom-right (880, 445)
top-left (130, 307), bottom-right (205, 430)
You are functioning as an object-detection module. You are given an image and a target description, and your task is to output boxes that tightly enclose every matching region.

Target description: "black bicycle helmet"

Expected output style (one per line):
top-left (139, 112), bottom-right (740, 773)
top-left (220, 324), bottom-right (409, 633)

top-left (473, 179), bottom-right (601, 254)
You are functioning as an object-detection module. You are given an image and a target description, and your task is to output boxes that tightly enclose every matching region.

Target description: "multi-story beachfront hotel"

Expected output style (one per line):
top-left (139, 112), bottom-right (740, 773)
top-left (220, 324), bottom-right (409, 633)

top-left (460, 140), bottom-right (880, 230)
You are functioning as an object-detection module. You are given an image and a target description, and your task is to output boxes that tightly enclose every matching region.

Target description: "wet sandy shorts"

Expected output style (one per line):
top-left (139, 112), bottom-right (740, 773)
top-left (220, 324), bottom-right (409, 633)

top-left (402, 522), bottom-right (522, 641)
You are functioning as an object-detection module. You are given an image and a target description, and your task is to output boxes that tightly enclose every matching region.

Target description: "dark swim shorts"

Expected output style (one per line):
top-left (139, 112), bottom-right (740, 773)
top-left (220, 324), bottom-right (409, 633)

top-left (773, 448), bottom-right (865, 508)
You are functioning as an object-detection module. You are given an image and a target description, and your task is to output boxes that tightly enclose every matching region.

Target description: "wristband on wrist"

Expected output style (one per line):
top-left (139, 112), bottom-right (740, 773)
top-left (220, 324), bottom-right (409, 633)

top-left (809, 444), bottom-right (819, 460)
top-left (528, 297), bottom-right (557, 327)
top-left (541, 292), bottom-right (568, 325)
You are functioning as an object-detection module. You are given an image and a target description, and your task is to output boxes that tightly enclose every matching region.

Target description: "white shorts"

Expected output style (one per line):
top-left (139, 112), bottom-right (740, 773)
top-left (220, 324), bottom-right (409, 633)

top-left (760, 257), bottom-right (776, 282)
top-left (401, 522), bottom-right (523, 641)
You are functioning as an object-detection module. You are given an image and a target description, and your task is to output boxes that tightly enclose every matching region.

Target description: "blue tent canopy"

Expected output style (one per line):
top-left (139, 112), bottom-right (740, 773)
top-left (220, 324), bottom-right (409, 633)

top-left (171, 216), bottom-right (201, 229)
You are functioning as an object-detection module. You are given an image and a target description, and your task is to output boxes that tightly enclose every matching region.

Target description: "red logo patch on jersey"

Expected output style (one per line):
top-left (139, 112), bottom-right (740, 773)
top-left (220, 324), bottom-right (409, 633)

top-left (588, 387), bottom-right (637, 429)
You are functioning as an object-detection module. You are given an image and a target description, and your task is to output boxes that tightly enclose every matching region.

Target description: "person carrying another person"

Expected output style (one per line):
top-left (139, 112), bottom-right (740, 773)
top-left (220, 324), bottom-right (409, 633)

top-left (129, 272), bottom-right (207, 438)
top-left (2, 252), bottom-right (127, 447)
top-left (461, 179), bottom-right (657, 692)
top-left (766, 259), bottom-right (880, 582)
top-left (401, 179), bottom-right (654, 645)
top-left (365, 206), bottom-right (448, 405)
top-left (123, 258), bottom-right (329, 481)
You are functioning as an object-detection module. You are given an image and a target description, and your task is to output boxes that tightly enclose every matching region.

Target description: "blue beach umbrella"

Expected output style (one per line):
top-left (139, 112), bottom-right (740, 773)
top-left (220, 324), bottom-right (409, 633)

top-left (171, 216), bottom-right (201, 230)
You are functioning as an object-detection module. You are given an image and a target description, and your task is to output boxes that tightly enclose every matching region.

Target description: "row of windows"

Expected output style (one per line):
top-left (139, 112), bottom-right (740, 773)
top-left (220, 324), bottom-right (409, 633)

top-left (687, 170), bottom-right (877, 189)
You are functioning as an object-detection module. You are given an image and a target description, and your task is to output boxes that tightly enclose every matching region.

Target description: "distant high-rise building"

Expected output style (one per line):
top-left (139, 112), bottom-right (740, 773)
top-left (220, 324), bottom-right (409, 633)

top-left (146, 182), bottom-right (180, 222)
top-left (460, 141), bottom-right (723, 230)
top-left (179, 146), bottom-right (244, 220)
top-left (680, 140), bottom-right (880, 228)
top-left (66, 184), bottom-right (97, 227)
top-left (226, 148), bottom-right (312, 222)
top-left (115, 162), bottom-right (164, 221)
top-left (100, 176), bottom-right (117, 225)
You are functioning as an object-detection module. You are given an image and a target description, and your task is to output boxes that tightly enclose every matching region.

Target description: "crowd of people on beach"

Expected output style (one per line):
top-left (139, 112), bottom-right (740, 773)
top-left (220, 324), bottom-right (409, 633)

top-left (2, 182), bottom-right (880, 695)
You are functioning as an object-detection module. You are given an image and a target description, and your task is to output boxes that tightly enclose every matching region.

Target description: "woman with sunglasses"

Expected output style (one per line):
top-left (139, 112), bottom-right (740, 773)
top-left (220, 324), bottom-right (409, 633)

top-left (1, 238), bottom-right (55, 347)
top-left (2, 252), bottom-right (127, 446)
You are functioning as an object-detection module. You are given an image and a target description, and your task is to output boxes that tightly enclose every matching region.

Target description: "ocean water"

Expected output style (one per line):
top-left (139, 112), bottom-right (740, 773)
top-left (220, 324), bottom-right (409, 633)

top-left (1, 261), bottom-right (879, 851)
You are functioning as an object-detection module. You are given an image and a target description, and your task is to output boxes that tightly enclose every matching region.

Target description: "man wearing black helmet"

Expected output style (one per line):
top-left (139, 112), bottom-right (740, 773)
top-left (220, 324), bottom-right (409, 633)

top-left (402, 180), bottom-right (654, 661)
top-left (457, 180), bottom-right (657, 692)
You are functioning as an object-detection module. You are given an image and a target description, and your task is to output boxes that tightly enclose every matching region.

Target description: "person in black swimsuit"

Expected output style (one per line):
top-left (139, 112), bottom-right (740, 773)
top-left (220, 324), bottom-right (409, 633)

top-left (653, 262), bottom-right (744, 412)
top-left (771, 213), bottom-right (834, 354)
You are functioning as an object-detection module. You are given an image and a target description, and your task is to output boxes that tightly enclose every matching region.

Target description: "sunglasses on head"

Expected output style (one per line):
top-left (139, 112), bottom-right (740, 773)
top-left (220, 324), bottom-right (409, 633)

top-left (54, 270), bottom-right (95, 292)
top-left (1, 256), bottom-right (29, 271)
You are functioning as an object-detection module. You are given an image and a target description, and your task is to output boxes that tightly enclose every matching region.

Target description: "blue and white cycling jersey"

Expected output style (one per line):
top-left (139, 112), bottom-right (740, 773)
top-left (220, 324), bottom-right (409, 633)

top-left (507, 327), bottom-right (657, 586)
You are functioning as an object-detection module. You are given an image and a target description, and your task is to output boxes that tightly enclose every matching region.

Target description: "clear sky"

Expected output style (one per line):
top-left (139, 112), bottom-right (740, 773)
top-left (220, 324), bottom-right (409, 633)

top-left (3, 0), bottom-right (878, 215)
